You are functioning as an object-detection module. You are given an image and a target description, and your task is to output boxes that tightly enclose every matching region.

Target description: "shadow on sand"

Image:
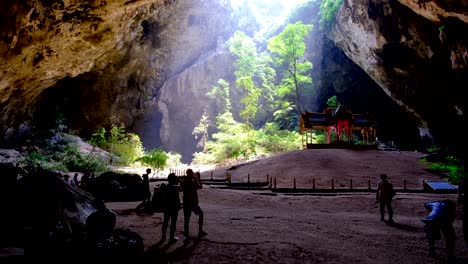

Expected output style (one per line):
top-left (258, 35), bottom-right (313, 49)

top-left (385, 221), bottom-right (419, 232)
top-left (144, 238), bottom-right (202, 263)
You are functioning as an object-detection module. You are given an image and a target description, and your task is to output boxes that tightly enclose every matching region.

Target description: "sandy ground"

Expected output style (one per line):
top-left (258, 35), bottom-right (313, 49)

top-left (107, 150), bottom-right (468, 263)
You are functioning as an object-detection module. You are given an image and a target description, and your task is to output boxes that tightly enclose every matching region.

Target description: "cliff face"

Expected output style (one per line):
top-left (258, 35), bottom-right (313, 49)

top-left (134, 50), bottom-right (235, 161)
top-left (1, 0), bottom-right (467, 160)
top-left (290, 1), bottom-right (421, 149)
top-left (330, 0), bottom-right (467, 148)
top-left (0, 0), bottom-right (235, 144)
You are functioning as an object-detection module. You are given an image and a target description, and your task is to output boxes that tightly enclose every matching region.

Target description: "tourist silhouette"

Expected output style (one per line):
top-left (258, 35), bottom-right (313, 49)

top-left (161, 173), bottom-right (182, 243)
top-left (376, 174), bottom-right (395, 223)
top-left (136, 168), bottom-right (152, 212)
top-left (181, 169), bottom-right (207, 243)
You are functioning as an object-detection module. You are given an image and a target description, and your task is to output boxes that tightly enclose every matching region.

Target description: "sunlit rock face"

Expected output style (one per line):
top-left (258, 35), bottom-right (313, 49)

top-left (1, 0), bottom-right (467, 161)
top-left (134, 50), bottom-right (235, 161)
top-left (0, 0), bottom-right (235, 145)
top-left (330, 0), bottom-right (468, 150)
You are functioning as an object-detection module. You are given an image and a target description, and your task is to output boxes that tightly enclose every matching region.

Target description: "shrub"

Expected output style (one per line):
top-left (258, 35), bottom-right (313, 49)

top-left (256, 123), bottom-right (302, 153)
top-left (422, 155), bottom-right (467, 184)
top-left (22, 152), bottom-right (48, 172)
top-left (312, 130), bottom-right (327, 144)
top-left (89, 124), bottom-right (144, 166)
top-left (136, 149), bottom-right (169, 175)
top-left (166, 152), bottom-right (183, 168)
top-left (57, 144), bottom-right (109, 173)
top-left (192, 152), bottom-right (215, 165)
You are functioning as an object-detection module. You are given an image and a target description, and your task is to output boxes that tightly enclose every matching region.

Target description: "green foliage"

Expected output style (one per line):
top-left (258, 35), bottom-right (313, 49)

top-left (193, 111), bottom-right (254, 163)
top-left (426, 145), bottom-right (448, 153)
top-left (207, 79), bottom-right (231, 113)
top-left (90, 127), bottom-right (107, 148)
top-left (422, 155), bottom-right (467, 184)
top-left (237, 76), bottom-right (261, 129)
top-left (21, 137), bottom-right (109, 174)
top-left (312, 130), bottom-right (327, 144)
top-left (193, 118), bottom-right (302, 164)
top-left (319, 0), bottom-right (343, 30)
top-left (256, 123), bottom-right (302, 153)
top-left (112, 132), bottom-right (144, 166)
top-left (58, 144), bottom-right (109, 173)
top-left (256, 52), bottom-right (277, 114)
top-left (89, 124), bottom-right (144, 166)
top-left (136, 148), bottom-right (169, 174)
top-left (273, 102), bottom-right (298, 130)
top-left (192, 110), bottom-right (211, 151)
top-left (166, 152), bottom-right (183, 168)
top-left (23, 152), bottom-right (48, 172)
top-left (191, 151), bottom-right (213, 165)
top-left (227, 31), bottom-right (257, 79)
top-left (326, 95), bottom-right (340, 108)
top-left (227, 31), bottom-right (278, 123)
top-left (267, 21), bottom-right (313, 113)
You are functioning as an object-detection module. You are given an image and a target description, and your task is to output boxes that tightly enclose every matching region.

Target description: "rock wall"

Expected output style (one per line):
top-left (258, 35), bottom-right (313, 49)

top-left (134, 49), bottom-right (235, 161)
top-left (330, 0), bottom-right (467, 149)
top-left (0, 0), bottom-right (236, 144)
top-left (287, 0), bottom-right (422, 149)
top-left (1, 0), bottom-right (467, 161)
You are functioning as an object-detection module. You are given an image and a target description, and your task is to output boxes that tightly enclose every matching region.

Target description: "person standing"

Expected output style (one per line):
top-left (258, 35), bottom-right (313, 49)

top-left (136, 168), bottom-right (152, 212)
top-left (376, 174), bottom-right (395, 223)
top-left (181, 169), bottom-right (207, 243)
top-left (161, 173), bottom-right (181, 243)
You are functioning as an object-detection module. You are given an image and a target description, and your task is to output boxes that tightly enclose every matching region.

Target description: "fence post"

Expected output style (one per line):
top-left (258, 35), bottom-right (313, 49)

top-left (266, 173), bottom-right (269, 183)
top-left (293, 178), bottom-right (296, 191)
top-left (331, 179), bottom-right (335, 190)
top-left (269, 178), bottom-right (272, 189)
top-left (350, 179), bottom-right (353, 190)
top-left (226, 172), bottom-right (231, 183)
top-left (248, 173), bottom-right (250, 184)
top-left (313, 178), bottom-right (316, 190)
top-left (422, 179), bottom-right (426, 190)
top-left (274, 178), bottom-right (277, 190)
top-left (368, 177), bottom-right (371, 191)
top-left (211, 171), bottom-right (213, 181)
top-left (403, 179), bottom-right (407, 190)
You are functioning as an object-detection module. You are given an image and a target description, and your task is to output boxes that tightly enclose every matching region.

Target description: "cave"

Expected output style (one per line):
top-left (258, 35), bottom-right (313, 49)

top-left (1, 0), bottom-right (468, 261)
top-left (1, 0), bottom-right (466, 161)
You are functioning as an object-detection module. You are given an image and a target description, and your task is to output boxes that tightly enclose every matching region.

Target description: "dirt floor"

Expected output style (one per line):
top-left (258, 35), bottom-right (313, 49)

top-left (108, 149), bottom-right (468, 263)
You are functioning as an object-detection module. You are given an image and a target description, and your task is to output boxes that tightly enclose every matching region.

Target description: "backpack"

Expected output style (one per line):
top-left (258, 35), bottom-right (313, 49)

top-left (151, 183), bottom-right (167, 213)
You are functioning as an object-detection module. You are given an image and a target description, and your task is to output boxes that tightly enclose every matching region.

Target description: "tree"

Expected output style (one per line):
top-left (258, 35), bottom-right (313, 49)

top-left (192, 109), bottom-right (211, 151)
top-left (326, 95), bottom-right (340, 108)
top-left (205, 111), bottom-right (248, 161)
top-left (256, 51), bottom-right (277, 117)
top-left (273, 101), bottom-right (298, 130)
top-left (319, 0), bottom-right (343, 30)
top-left (89, 123), bottom-right (144, 166)
top-left (267, 22), bottom-right (313, 114)
top-left (207, 79), bottom-right (231, 114)
top-left (227, 31), bottom-right (257, 79)
top-left (136, 149), bottom-right (169, 176)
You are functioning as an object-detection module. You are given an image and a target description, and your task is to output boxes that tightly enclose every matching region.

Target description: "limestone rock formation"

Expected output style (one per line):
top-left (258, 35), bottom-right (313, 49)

top-left (0, 0), bottom-right (236, 143)
top-left (135, 50), bottom-right (235, 161)
top-left (330, 0), bottom-right (467, 149)
top-left (1, 0), bottom-right (467, 161)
